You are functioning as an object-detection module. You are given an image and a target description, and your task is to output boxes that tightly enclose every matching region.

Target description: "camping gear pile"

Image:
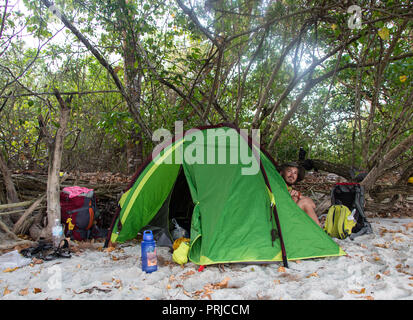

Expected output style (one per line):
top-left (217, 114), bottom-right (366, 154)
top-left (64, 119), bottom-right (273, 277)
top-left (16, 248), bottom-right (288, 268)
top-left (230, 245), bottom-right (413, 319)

top-left (324, 183), bottom-right (372, 240)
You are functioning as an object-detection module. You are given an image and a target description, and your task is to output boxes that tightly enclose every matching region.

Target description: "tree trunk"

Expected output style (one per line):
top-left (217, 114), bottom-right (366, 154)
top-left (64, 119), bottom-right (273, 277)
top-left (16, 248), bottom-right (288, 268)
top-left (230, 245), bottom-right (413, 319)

top-left (361, 133), bottom-right (413, 193)
top-left (367, 89), bottom-right (413, 169)
top-left (302, 159), bottom-right (355, 181)
top-left (121, 0), bottom-right (145, 175)
top-left (0, 150), bottom-right (22, 225)
top-left (252, 27), bottom-right (303, 129)
top-left (0, 152), bottom-right (19, 204)
top-left (12, 194), bottom-right (45, 234)
top-left (268, 78), bottom-right (316, 149)
top-left (44, 89), bottom-right (71, 238)
top-left (369, 185), bottom-right (413, 202)
top-left (361, 20), bottom-right (408, 168)
top-left (396, 160), bottom-right (413, 185)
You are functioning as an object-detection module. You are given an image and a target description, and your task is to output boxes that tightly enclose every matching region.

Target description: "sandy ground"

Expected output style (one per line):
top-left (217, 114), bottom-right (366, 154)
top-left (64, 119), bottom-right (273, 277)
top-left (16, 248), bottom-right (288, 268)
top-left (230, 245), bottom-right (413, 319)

top-left (1, 217), bottom-right (413, 301)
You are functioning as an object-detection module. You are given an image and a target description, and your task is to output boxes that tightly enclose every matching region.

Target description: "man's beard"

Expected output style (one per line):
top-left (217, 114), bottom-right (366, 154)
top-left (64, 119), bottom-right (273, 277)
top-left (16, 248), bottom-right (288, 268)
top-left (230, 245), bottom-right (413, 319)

top-left (282, 175), bottom-right (296, 186)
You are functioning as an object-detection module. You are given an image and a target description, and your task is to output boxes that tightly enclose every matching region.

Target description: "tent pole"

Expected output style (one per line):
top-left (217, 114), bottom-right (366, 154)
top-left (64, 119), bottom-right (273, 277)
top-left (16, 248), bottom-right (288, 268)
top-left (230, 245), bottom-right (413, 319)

top-left (104, 206), bottom-right (121, 248)
top-left (272, 206), bottom-right (289, 268)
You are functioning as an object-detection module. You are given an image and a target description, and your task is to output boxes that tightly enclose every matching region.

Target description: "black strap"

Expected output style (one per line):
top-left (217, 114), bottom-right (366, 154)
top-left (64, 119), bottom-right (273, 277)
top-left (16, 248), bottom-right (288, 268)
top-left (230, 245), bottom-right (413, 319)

top-left (271, 205), bottom-right (288, 268)
top-left (20, 239), bottom-right (71, 260)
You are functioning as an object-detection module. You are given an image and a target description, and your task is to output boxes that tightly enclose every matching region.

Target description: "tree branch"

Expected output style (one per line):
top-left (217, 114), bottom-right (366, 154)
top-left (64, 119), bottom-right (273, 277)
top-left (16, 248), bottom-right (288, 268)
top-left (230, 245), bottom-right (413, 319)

top-left (176, 0), bottom-right (219, 47)
top-left (0, 0), bottom-right (8, 40)
top-left (40, 0), bottom-right (152, 140)
top-left (0, 90), bottom-right (120, 98)
top-left (362, 19), bottom-right (409, 166)
top-left (251, 27), bottom-right (305, 129)
top-left (361, 133), bottom-right (413, 193)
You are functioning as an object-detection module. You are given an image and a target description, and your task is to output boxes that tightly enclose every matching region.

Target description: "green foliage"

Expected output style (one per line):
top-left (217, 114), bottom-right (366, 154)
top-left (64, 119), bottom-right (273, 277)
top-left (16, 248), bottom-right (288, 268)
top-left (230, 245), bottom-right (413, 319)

top-left (1, 0), bottom-right (411, 174)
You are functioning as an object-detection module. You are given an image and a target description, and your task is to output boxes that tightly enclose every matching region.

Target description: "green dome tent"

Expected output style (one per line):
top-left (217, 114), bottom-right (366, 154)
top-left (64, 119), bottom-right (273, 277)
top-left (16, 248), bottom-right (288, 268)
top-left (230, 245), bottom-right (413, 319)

top-left (105, 124), bottom-right (345, 267)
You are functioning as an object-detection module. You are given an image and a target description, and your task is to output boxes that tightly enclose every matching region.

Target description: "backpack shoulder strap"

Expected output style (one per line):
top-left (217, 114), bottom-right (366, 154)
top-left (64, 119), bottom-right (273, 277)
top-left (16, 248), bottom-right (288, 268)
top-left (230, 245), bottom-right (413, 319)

top-left (336, 206), bottom-right (348, 239)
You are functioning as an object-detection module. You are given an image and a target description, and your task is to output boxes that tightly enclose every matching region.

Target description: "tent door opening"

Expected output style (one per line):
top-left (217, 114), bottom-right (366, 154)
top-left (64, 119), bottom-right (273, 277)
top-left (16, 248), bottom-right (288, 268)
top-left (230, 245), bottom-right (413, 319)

top-left (169, 167), bottom-right (194, 236)
top-left (144, 167), bottom-right (194, 247)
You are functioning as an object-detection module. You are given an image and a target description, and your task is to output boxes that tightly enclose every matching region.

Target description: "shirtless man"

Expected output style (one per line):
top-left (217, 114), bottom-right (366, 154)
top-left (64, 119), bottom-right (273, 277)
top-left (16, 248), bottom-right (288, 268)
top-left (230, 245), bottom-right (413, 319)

top-left (279, 162), bottom-right (321, 227)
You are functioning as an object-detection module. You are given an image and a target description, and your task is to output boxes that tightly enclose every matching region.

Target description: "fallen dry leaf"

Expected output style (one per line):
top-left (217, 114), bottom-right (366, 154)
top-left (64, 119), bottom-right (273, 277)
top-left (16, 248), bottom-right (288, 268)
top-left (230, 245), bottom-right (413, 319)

top-left (186, 277), bottom-right (233, 299)
top-left (393, 236), bottom-right (404, 242)
top-left (180, 270), bottom-right (195, 279)
top-left (279, 272), bottom-right (301, 282)
top-left (3, 286), bottom-right (11, 296)
top-left (19, 288), bottom-right (29, 296)
top-left (201, 287), bottom-right (215, 299)
top-left (216, 277), bottom-right (230, 289)
top-left (33, 288), bottom-right (42, 294)
top-left (365, 295), bottom-right (375, 300)
top-left (184, 270), bottom-right (195, 276)
top-left (113, 279), bottom-right (122, 288)
top-left (374, 243), bottom-right (390, 249)
top-left (379, 228), bottom-right (402, 236)
top-left (306, 272), bottom-right (319, 278)
top-left (32, 258), bottom-right (43, 265)
top-left (403, 222), bottom-right (413, 230)
top-left (3, 267), bottom-right (19, 273)
top-left (193, 289), bottom-right (204, 297)
top-left (395, 264), bottom-right (411, 275)
top-left (349, 288), bottom-right (366, 295)
top-left (277, 266), bottom-right (286, 273)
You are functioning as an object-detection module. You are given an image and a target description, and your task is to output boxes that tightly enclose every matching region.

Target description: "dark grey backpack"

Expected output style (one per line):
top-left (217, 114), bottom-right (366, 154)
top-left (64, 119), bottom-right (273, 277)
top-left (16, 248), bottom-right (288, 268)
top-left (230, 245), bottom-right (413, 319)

top-left (330, 183), bottom-right (372, 240)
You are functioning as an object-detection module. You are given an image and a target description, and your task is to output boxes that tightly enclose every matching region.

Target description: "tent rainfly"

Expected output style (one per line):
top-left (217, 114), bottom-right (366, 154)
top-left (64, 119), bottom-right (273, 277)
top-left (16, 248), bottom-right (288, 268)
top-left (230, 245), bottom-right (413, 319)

top-left (105, 124), bottom-right (345, 267)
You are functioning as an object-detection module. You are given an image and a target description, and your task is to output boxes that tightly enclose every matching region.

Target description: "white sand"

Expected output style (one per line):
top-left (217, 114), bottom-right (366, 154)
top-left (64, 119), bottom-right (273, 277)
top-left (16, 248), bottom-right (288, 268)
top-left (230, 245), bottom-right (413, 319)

top-left (1, 217), bottom-right (413, 300)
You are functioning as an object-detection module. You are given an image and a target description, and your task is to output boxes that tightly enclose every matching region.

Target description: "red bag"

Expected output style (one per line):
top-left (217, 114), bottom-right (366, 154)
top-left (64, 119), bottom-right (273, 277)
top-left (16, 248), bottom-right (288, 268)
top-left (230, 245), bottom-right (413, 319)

top-left (60, 187), bottom-right (98, 241)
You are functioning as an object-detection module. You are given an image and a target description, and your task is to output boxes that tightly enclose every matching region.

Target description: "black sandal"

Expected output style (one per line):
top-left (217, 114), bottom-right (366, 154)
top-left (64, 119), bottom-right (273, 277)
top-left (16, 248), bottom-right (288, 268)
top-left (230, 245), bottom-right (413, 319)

top-left (21, 238), bottom-right (71, 261)
top-left (20, 239), bottom-right (54, 259)
top-left (45, 239), bottom-right (72, 260)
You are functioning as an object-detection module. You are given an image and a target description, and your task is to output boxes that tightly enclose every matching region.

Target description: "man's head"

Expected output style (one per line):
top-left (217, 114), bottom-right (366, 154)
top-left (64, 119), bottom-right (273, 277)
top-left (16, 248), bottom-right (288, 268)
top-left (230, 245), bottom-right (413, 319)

top-left (279, 162), bottom-right (305, 186)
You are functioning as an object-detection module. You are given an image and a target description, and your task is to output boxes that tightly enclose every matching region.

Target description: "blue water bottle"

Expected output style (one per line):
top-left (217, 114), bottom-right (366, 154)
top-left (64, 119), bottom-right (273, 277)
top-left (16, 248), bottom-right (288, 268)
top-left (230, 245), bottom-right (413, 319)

top-left (141, 230), bottom-right (157, 273)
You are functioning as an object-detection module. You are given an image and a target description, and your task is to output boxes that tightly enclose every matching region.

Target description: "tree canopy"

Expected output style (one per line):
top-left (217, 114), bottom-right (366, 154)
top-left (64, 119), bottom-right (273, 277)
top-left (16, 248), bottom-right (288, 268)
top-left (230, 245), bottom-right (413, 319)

top-left (1, 0), bottom-right (412, 188)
